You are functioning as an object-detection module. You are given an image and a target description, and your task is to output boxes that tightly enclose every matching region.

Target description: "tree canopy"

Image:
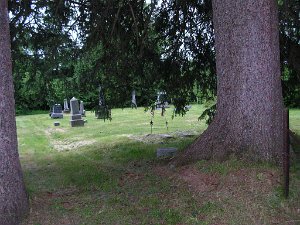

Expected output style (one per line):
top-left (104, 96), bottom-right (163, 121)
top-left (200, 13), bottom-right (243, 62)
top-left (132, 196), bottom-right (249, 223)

top-left (8, 0), bottom-right (300, 113)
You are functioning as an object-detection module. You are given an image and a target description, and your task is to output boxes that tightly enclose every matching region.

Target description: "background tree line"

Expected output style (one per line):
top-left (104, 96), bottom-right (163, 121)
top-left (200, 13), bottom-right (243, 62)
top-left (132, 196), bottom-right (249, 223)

top-left (8, 0), bottom-right (300, 113)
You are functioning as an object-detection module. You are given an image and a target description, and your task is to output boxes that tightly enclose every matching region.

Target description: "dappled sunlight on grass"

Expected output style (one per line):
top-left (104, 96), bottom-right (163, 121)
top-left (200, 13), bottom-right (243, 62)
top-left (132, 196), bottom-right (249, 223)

top-left (17, 105), bottom-right (300, 224)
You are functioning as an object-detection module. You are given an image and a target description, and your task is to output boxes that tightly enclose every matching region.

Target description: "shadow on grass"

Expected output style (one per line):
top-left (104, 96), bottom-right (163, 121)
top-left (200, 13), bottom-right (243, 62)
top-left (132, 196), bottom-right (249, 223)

top-left (16, 110), bottom-right (49, 116)
top-left (23, 137), bottom-right (194, 194)
top-left (22, 138), bottom-right (200, 225)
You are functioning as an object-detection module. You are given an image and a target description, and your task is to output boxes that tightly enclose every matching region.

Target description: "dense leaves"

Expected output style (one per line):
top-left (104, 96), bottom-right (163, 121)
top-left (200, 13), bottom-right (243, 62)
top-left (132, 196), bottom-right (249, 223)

top-left (8, 0), bottom-right (300, 114)
top-left (279, 0), bottom-right (300, 107)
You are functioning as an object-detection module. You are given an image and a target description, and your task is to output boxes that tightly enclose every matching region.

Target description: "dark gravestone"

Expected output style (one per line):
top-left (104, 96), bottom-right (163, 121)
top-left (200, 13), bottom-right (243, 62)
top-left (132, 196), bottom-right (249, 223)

top-left (95, 85), bottom-right (112, 121)
top-left (95, 106), bottom-right (111, 120)
top-left (156, 147), bottom-right (178, 158)
top-left (70, 97), bottom-right (84, 127)
top-left (51, 104), bottom-right (63, 119)
top-left (155, 91), bottom-right (169, 109)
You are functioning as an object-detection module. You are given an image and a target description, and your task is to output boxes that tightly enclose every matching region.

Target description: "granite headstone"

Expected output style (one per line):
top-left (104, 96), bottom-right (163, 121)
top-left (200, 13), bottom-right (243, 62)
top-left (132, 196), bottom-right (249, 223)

top-left (63, 99), bottom-right (70, 113)
top-left (70, 97), bottom-right (84, 127)
top-left (51, 104), bottom-right (63, 119)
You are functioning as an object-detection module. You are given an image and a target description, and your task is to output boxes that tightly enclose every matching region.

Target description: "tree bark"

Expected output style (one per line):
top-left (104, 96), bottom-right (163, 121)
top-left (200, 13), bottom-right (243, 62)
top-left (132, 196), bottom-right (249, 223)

top-left (0, 1), bottom-right (29, 224)
top-left (175, 0), bottom-right (284, 165)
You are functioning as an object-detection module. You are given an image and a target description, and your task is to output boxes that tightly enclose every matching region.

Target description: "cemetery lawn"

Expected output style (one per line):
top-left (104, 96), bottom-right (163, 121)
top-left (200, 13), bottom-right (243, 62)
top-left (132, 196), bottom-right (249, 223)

top-left (18, 105), bottom-right (300, 225)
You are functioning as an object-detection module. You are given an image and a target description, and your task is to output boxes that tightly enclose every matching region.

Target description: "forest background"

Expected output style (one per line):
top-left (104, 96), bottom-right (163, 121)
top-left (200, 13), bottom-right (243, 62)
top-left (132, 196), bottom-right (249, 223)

top-left (9, 0), bottom-right (300, 114)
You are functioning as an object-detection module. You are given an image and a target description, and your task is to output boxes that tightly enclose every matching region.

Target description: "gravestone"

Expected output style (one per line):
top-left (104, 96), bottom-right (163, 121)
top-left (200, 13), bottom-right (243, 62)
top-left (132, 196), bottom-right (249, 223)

top-left (155, 91), bottom-right (169, 109)
top-left (156, 147), bottom-right (178, 158)
top-left (184, 105), bottom-right (192, 110)
top-left (70, 97), bottom-right (84, 127)
top-left (63, 99), bottom-right (70, 113)
top-left (79, 101), bottom-right (86, 116)
top-left (131, 90), bottom-right (137, 109)
top-left (95, 85), bottom-right (112, 120)
top-left (51, 104), bottom-right (63, 119)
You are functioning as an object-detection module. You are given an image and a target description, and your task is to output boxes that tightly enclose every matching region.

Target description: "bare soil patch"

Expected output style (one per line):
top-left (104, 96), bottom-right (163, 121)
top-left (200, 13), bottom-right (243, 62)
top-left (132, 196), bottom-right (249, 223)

top-left (44, 127), bottom-right (67, 136)
top-left (153, 164), bottom-right (297, 224)
top-left (21, 187), bottom-right (84, 225)
top-left (52, 139), bottom-right (97, 151)
top-left (127, 131), bottom-right (198, 143)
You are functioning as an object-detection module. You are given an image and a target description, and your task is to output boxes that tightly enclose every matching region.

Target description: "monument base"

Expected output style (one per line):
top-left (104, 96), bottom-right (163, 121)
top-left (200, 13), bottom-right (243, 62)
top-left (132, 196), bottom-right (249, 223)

top-left (51, 113), bottom-right (63, 119)
top-left (70, 119), bottom-right (84, 127)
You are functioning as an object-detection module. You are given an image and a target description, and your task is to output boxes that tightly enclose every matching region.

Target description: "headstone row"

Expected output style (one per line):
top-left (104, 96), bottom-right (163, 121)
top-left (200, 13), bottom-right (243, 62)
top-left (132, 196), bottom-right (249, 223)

top-left (50, 98), bottom-right (85, 127)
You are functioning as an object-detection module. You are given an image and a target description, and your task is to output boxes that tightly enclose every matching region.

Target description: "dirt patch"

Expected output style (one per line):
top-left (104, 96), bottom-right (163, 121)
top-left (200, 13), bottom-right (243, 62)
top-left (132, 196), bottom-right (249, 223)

top-left (153, 164), bottom-right (293, 224)
top-left (127, 134), bottom-right (174, 143)
top-left (178, 166), bottom-right (220, 193)
top-left (127, 131), bottom-right (198, 143)
top-left (154, 165), bottom-right (280, 196)
top-left (172, 131), bottom-right (199, 138)
top-left (52, 139), bottom-right (97, 151)
top-left (21, 188), bottom-right (84, 225)
top-left (45, 127), bottom-right (67, 136)
top-left (118, 172), bottom-right (145, 187)
top-left (154, 165), bottom-right (220, 193)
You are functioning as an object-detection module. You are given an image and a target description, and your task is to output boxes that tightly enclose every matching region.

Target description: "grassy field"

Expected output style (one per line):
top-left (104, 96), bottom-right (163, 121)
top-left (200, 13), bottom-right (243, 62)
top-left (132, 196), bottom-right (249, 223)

top-left (17, 105), bottom-right (300, 225)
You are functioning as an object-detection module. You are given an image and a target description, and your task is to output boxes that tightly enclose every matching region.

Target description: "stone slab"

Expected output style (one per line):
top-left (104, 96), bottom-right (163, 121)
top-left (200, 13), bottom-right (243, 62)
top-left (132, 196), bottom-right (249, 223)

top-left (71, 114), bottom-right (82, 120)
top-left (51, 113), bottom-right (63, 119)
top-left (70, 119), bottom-right (84, 127)
top-left (156, 147), bottom-right (178, 158)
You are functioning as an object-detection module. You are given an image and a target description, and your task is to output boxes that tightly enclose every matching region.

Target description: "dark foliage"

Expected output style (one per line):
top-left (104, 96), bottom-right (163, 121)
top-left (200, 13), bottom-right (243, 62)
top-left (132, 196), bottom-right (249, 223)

top-left (8, 0), bottom-right (300, 115)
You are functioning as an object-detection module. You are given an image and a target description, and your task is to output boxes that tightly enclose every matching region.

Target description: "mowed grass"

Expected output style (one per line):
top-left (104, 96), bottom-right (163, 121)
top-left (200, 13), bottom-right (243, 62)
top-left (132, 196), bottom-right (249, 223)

top-left (17, 105), bottom-right (300, 225)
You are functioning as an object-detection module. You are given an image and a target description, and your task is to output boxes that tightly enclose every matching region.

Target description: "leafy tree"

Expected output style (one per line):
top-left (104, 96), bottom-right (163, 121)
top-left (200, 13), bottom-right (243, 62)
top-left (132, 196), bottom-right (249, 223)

top-left (9, 0), bottom-right (300, 112)
top-left (9, 0), bottom-right (78, 111)
top-left (278, 0), bottom-right (300, 107)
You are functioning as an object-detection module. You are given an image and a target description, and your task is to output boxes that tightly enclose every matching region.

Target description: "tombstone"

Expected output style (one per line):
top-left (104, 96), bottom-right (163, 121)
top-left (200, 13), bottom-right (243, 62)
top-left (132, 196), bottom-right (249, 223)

top-left (95, 85), bottom-right (112, 121)
top-left (70, 97), bottom-right (84, 127)
top-left (131, 90), bottom-right (137, 109)
top-left (155, 91), bottom-right (169, 109)
top-left (184, 105), bottom-right (192, 110)
top-left (95, 105), bottom-right (112, 120)
top-left (98, 85), bottom-right (105, 107)
top-left (63, 99), bottom-right (70, 113)
top-left (54, 121), bottom-right (60, 126)
top-left (156, 147), bottom-right (178, 158)
top-left (79, 101), bottom-right (86, 116)
top-left (50, 104), bottom-right (63, 119)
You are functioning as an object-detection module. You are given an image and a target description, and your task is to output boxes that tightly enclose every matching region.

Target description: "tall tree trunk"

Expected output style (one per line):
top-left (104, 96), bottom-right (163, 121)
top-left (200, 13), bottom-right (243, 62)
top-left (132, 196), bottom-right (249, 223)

top-left (175, 0), bottom-right (284, 165)
top-left (0, 1), bottom-right (29, 224)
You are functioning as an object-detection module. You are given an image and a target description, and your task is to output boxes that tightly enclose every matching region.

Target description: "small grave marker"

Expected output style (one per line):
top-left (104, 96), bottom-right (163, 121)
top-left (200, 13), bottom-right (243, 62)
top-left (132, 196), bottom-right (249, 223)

top-left (157, 147), bottom-right (178, 158)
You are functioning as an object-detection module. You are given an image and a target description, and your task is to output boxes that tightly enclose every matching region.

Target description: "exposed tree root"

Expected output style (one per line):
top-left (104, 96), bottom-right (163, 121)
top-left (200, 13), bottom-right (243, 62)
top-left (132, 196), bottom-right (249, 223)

top-left (171, 117), bottom-right (237, 166)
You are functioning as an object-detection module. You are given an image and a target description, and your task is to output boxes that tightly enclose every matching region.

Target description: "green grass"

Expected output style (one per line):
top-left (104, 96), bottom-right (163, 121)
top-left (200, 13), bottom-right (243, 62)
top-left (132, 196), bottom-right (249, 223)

top-left (17, 106), bottom-right (300, 225)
